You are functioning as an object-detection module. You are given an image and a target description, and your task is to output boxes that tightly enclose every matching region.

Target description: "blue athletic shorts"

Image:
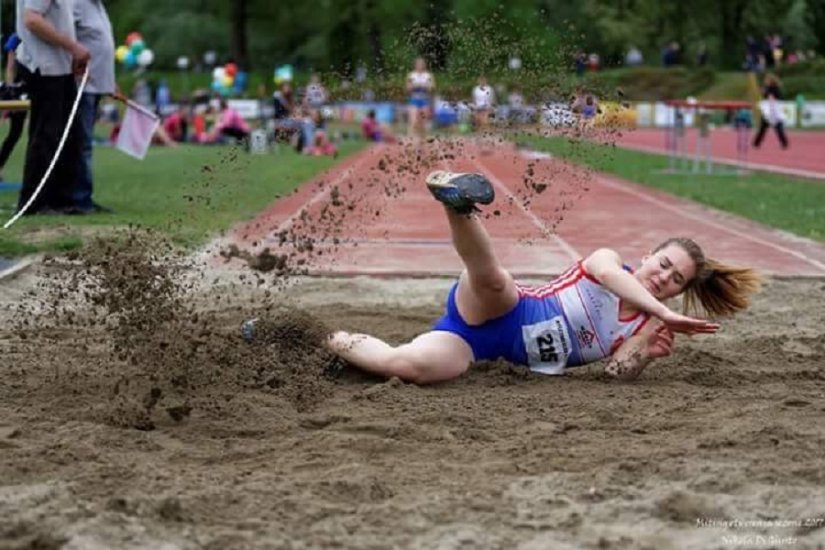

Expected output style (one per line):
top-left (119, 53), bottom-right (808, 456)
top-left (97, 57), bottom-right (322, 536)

top-left (409, 96), bottom-right (429, 109)
top-left (431, 283), bottom-right (521, 364)
top-left (432, 283), bottom-right (579, 372)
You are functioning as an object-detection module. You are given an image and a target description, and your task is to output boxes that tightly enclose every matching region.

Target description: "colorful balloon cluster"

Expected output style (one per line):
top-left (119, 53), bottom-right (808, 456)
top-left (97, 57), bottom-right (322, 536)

top-left (211, 62), bottom-right (247, 96)
top-left (115, 32), bottom-right (154, 70)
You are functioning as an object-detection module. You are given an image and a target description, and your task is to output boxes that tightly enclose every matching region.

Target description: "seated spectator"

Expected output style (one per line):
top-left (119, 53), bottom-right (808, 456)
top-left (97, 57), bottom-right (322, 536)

top-left (163, 103), bottom-right (189, 143)
top-left (361, 109), bottom-right (396, 143)
top-left (190, 104), bottom-right (211, 143)
top-left (273, 82), bottom-right (294, 120)
top-left (305, 129), bottom-right (337, 157)
top-left (208, 99), bottom-right (251, 143)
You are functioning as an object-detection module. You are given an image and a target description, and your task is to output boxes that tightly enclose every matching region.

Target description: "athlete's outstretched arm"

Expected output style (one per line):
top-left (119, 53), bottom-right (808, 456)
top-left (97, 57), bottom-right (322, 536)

top-left (605, 321), bottom-right (674, 381)
top-left (582, 248), bottom-right (718, 335)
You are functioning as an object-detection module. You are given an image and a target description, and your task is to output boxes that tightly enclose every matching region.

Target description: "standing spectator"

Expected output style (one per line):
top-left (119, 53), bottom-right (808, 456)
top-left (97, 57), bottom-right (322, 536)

top-left (406, 56), bottom-right (434, 138)
top-left (132, 78), bottom-right (151, 108)
top-left (0, 48), bottom-right (28, 183)
top-left (573, 51), bottom-right (586, 77)
top-left (302, 73), bottom-right (327, 116)
top-left (15, 0), bottom-right (90, 215)
top-left (696, 43), bottom-right (709, 66)
top-left (625, 45), bottom-right (643, 67)
top-left (155, 78), bottom-right (171, 115)
top-left (753, 73), bottom-right (789, 150)
top-left (471, 75), bottom-right (495, 130)
top-left (71, 0), bottom-right (115, 214)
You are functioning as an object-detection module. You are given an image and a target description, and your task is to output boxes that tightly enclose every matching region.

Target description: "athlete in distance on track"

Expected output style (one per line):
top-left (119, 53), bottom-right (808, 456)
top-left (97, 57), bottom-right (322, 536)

top-left (325, 171), bottom-right (762, 383)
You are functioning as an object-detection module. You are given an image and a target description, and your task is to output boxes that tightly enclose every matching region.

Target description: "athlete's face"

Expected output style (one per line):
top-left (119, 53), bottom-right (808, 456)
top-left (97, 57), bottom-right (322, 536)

top-left (636, 243), bottom-right (697, 300)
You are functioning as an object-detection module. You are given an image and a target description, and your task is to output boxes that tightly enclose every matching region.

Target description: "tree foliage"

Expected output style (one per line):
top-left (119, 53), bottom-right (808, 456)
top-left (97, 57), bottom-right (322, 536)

top-left (28, 0), bottom-right (822, 76)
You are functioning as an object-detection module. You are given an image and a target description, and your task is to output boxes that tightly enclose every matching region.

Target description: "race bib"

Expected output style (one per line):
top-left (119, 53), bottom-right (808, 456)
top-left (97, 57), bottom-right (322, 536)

top-left (521, 316), bottom-right (572, 375)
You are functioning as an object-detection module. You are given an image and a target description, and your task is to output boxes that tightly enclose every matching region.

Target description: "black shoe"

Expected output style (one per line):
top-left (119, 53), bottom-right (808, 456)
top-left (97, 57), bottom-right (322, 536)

top-left (426, 171), bottom-right (495, 214)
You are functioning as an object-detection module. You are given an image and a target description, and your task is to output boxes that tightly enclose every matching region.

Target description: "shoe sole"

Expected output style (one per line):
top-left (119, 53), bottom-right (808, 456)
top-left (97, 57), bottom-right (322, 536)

top-left (426, 171), bottom-right (495, 206)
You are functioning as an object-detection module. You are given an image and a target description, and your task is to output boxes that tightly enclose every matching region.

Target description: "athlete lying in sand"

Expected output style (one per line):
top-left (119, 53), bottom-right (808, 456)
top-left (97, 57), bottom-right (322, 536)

top-left (320, 170), bottom-right (762, 383)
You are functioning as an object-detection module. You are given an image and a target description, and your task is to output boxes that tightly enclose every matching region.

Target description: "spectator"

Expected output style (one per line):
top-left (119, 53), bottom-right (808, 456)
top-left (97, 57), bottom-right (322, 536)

top-left (587, 52), bottom-right (600, 71)
top-left (302, 73), bottom-right (327, 115)
top-left (71, 0), bottom-right (115, 214)
top-left (0, 48), bottom-right (28, 183)
top-left (753, 73), bottom-right (789, 150)
top-left (305, 129), bottom-right (337, 157)
top-left (625, 46), bottom-right (643, 67)
top-left (361, 109), bottom-right (396, 143)
top-left (662, 42), bottom-right (681, 67)
top-left (471, 75), bottom-right (495, 130)
top-left (163, 103), bottom-right (189, 143)
top-left (406, 56), bottom-right (434, 138)
top-left (696, 43), bottom-right (709, 66)
top-left (574, 51), bottom-right (586, 76)
top-left (208, 98), bottom-right (251, 143)
top-left (273, 81), bottom-right (293, 120)
top-left (132, 78), bottom-right (152, 108)
top-left (155, 78), bottom-right (171, 116)
top-left (15, 0), bottom-right (90, 215)
top-left (507, 88), bottom-right (526, 123)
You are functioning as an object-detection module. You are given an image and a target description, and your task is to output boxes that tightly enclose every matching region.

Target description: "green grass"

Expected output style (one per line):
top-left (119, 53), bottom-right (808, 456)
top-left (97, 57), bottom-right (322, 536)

top-left (520, 135), bottom-right (825, 242)
top-left (0, 140), bottom-right (365, 257)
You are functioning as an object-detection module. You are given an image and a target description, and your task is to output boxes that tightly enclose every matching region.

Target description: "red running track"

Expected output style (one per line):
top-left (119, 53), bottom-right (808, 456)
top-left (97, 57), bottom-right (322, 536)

top-left (617, 128), bottom-right (825, 181)
top-left (225, 139), bottom-right (825, 278)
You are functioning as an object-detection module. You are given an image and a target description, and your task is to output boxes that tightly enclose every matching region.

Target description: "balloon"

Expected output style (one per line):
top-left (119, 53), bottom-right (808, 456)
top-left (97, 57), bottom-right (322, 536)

top-left (222, 75), bottom-right (234, 88)
top-left (137, 49), bottom-right (154, 67)
top-left (225, 63), bottom-right (237, 77)
top-left (212, 67), bottom-right (226, 81)
top-left (116, 45), bottom-right (129, 62)
top-left (211, 80), bottom-right (222, 92)
top-left (124, 51), bottom-right (137, 69)
top-left (273, 64), bottom-right (293, 84)
top-left (130, 39), bottom-right (145, 55)
top-left (126, 32), bottom-right (142, 46)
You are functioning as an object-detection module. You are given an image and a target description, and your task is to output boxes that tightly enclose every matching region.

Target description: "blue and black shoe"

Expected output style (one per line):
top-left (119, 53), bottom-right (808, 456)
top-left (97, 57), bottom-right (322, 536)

top-left (426, 171), bottom-right (495, 214)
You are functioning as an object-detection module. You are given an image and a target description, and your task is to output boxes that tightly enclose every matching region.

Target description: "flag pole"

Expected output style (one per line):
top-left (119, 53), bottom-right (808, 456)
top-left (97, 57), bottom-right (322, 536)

top-left (112, 92), bottom-right (160, 120)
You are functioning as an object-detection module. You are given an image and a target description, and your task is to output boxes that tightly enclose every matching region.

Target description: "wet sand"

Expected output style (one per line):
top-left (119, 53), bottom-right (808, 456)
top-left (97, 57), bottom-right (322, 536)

top-left (1, 260), bottom-right (824, 549)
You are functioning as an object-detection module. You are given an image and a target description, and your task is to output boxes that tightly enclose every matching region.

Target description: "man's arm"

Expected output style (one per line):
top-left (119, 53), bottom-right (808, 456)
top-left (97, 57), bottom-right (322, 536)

top-left (24, 8), bottom-right (90, 70)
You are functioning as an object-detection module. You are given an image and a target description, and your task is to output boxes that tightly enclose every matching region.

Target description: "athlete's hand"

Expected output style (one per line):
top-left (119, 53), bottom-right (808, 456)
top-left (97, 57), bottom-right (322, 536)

top-left (657, 309), bottom-right (719, 335)
top-left (646, 325), bottom-right (675, 359)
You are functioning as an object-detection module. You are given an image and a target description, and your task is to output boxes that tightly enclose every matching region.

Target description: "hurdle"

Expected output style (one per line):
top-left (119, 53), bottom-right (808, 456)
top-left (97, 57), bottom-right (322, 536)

top-left (662, 99), bottom-right (753, 176)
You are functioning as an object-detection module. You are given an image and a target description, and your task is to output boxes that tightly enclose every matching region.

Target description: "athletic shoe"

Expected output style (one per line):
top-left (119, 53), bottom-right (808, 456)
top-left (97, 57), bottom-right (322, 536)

top-left (241, 318), bottom-right (259, 343)
top-left (425, 171), bottom-right (495, 214)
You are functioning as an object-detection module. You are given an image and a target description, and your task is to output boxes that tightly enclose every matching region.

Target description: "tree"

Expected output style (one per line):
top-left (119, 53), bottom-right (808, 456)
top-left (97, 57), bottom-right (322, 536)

top-left (230, 0), bottom-right (249, 69)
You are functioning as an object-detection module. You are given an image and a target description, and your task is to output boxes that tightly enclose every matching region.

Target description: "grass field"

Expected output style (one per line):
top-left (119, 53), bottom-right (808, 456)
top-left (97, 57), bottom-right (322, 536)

top-left (2, 131), bottom-right (823, 257)
top-left (521, 135), bottom-right (825, 243)
top-left (0, 141), bottom-right (365, 257)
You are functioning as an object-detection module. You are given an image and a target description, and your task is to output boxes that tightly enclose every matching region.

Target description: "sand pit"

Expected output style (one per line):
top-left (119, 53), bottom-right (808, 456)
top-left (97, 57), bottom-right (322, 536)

top-left (2, 251), bottom-right (825, 549)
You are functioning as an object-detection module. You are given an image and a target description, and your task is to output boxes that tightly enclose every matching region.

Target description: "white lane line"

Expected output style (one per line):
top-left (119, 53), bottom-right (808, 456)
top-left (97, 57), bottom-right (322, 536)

top-left (596, 174), bottom-right (825, 273)
top-left (274, 145), bottom-right (383, 234)
top-left (618, 142), bottom-right (825, 182)
top-left (472, 158), bottom-right (581, 261)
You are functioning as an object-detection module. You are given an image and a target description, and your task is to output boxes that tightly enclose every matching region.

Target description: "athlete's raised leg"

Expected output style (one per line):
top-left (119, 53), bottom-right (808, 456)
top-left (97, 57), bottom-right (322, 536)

top-left (426, 171), bottom-right (519, 325)
top-left (327, 330), bottom-right (472, 384)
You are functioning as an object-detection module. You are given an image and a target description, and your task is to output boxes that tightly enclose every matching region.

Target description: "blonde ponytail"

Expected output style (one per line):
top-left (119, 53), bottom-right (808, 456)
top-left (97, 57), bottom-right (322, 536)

top-left (653, 237), bottom-right (763, 318)
top-left (682, 259), bottom-right (763, 317)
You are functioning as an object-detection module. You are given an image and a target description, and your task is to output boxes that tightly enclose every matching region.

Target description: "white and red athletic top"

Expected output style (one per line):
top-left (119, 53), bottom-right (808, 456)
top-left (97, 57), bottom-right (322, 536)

top-left (515, 261), bottom-right (651, 373)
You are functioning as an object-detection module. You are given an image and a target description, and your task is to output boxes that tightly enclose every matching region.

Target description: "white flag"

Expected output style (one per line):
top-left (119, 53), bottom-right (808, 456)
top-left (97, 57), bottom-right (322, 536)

top-left (116, 101), bottom-right (160, 160)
